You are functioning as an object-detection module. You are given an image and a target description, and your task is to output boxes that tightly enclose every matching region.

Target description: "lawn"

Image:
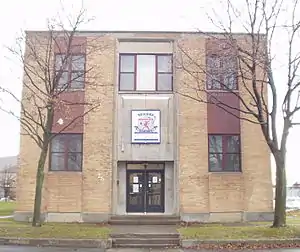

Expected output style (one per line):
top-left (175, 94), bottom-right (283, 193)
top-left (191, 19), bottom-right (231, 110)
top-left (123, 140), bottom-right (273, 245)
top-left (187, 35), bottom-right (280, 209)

top-left (0, 221), bottom-right (110, 239)
top-left (0, 201), bottom-right (15, 216)
top-left (178, 224), bottom-right (300, 240)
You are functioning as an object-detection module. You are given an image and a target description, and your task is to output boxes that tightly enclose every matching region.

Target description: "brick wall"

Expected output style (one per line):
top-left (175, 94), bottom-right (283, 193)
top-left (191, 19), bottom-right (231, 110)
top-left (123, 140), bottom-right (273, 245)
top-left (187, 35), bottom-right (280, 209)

top-left (177, 34), bottom-right (273, 214)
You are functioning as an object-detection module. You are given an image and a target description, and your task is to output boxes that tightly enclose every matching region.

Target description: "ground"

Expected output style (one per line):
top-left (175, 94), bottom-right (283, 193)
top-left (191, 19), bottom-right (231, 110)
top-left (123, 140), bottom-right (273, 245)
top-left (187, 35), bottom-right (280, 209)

top-left (1, 247), bottom-right (300, 252)
top-left (0, 219), bottom-right (110, 239)
top-left (1, 202), bottom-right (300, 247)
top-left (0, 201), bottom-right (15, 216)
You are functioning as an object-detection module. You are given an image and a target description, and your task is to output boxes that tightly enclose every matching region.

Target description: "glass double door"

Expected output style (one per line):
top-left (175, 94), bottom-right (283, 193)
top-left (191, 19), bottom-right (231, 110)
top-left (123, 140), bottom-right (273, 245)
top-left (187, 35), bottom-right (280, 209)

top-left (126, 169), bottom-right (164, 213)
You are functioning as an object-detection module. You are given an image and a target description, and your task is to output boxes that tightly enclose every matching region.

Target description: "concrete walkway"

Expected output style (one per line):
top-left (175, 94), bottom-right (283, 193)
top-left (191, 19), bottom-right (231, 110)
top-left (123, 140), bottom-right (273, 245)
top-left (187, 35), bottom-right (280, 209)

top-left (3, 246), bottom-right (300, 252)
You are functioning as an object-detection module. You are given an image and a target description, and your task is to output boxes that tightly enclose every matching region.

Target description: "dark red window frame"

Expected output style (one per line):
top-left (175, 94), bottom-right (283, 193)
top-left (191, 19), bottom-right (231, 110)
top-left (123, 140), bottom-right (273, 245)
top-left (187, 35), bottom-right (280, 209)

top-left (54, 53), bottom-right (86, 90)
top-left (118, 53), bottom-right (173, 92)
top-left (206, 54), bottom-right (238, 91)
top-left (49, 133), bottom-right (83, 172)
top-left (208, 134), bottom-right (241, 172)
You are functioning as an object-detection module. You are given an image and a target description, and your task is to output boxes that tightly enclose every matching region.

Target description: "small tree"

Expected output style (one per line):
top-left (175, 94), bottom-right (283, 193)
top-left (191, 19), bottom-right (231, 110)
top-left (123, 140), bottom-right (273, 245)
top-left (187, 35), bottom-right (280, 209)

top-left (0, 166), bottom-right (16, 200)
top-left (177, 0), bottom-right (300, 227)
top-left (0, 8), bottom-right (108, 226)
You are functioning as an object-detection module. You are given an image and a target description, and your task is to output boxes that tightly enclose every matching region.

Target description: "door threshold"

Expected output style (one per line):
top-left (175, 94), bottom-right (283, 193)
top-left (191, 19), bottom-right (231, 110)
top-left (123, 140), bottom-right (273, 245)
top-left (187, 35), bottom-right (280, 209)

top-left (125, 213), bottom-right (166, 215)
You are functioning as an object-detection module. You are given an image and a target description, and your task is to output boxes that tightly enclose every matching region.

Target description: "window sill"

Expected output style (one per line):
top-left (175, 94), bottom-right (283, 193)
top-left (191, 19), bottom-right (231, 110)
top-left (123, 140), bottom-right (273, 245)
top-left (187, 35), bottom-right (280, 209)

top-left (55, 88), bottom-right (85, 92)
top-left (118, 90), bottom-right (174, 94)
top-left (47, 171), bottom-right (82, 173)
top-left (208, 171), bottom-right (242, 174)
top-left (206, 89), bottom-right (239, 93)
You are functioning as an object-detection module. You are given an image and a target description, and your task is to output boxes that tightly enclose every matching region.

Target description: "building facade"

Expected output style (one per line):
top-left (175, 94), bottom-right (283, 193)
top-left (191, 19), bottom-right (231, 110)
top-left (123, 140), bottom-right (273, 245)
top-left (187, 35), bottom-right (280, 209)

top-left (15, 31), bottom-right (273, 223)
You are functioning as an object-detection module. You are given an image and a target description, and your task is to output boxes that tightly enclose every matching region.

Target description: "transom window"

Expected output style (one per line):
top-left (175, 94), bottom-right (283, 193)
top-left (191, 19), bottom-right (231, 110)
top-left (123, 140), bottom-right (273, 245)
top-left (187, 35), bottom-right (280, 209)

top-left (55, 54), bottom-right (85, 90)
top-left (208, 134), bottom-right (241, 172)
top-left (119, 54), bottom-right (173, 91)
top-left (206, 55), bottom-right (238, 90)
top-left (50, 134), bottom-right (83, 171)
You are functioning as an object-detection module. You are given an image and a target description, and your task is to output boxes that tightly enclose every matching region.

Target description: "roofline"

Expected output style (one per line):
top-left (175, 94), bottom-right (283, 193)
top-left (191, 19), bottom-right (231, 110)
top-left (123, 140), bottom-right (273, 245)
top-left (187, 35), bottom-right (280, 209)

top-left (24, 30), bottom-right (266, 36)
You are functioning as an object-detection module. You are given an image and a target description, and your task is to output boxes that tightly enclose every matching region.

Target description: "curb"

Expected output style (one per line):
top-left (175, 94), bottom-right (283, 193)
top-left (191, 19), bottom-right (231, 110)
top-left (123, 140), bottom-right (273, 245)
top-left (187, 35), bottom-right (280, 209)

top-left (181, 238), bottom-right (300, 248)
top-left (0, 237), bottom-right (112, 248)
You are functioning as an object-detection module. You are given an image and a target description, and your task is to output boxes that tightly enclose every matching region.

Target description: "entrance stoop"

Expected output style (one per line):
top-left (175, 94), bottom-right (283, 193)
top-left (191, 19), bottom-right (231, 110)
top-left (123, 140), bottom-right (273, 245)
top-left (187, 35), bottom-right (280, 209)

top-left (108, 214), bottom-right (180, 225)
top-left (110, 224), bottom-right (180, 248)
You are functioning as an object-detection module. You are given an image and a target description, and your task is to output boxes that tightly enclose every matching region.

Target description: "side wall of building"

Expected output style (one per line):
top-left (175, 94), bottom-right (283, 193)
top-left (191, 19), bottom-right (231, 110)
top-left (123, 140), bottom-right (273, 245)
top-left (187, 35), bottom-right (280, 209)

top-left (177, 34), bottom-right (273, 222)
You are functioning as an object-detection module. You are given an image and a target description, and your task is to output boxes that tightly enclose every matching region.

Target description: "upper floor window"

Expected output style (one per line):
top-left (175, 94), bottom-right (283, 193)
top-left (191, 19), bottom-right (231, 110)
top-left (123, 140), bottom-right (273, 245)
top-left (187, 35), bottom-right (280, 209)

top-left (50, 133), bottom-right (83, 171)
top-left (55, 54), bottom-right (85, 90)
top-left (119, 54), bottom-right (173, 91)
top-left (208, 134), bottom-right (241, 172)
top-left (206, 55), bottom-right (238, 90)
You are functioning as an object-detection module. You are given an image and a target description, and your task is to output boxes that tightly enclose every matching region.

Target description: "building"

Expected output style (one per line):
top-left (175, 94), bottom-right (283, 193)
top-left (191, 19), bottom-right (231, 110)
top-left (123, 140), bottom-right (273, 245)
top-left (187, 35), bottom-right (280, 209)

top-left (0, 156), bottom-right (18, 199)
top-left (15, 31), bottom-right (273, 223)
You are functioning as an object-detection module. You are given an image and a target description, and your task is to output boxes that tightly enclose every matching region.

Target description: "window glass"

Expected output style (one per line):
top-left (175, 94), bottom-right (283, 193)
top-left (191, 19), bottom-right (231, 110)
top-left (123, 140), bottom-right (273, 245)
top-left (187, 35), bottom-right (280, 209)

top-left (50, 134), bottom-right (83, 171)
top-left (71, 55), bottom-right (85, 71)
top-left (227, 135), bottom-right (240, 153)
top-left (157, 74), bottom-right (172, 91)
top-left (121, 55), bottom-right (135, 72)
top-left (50, 153), bottom-right (65, 171)
top-left (71, 72), bottom-right (84, 89)
top-left (224, 154), bottom-right (240, 171)
top-left (136, 55), bottom-right (156, 91)
top-left (208, 135), bottom-right (241, 172)
top-left (209, 154), bottom-right (223, 172)
top-left (68, 135), bottom-right (82, 152)
top-left (157, 55), bottom-right (172, 72)
top-left (56, 71), bottom-right (68, 89)
top-left (120, 73), bottom-right (135, 90)
top-left (68, 153), bottom-right (82, 171)
top-left (51, 135), bottom-right (66, 152)
top-left (55, 54), bottom-right (67, 70)
top-left (209, 135), bottom-right (222, 153)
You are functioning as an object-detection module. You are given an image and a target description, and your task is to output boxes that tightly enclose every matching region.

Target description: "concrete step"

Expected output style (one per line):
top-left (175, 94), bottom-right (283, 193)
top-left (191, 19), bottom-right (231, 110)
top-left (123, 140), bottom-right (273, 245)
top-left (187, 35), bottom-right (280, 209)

top-left (113, 237), bottom-right (180, 245)
top-left (113, 243), bottom-right (180, 248)
top-left (111, 232), bottom-right (180, 248)
top-left (111, 233), bottom-right (179, 239)
top-left (109, 219), bottom-right (179, 225)
top-left (109, 215), bottom-right (180, 225)
top-left (110, 215), bottom-right (179, 220)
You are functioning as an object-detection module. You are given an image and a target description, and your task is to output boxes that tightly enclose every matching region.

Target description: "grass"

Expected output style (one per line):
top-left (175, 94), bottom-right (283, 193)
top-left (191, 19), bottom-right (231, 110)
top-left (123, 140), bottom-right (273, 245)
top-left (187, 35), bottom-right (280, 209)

top-left (0, 202), bottom-right (15, 216)
top-left (0, 221), bottom-right (110, 239)
top-left (178, 224), bottom-right (300, 240)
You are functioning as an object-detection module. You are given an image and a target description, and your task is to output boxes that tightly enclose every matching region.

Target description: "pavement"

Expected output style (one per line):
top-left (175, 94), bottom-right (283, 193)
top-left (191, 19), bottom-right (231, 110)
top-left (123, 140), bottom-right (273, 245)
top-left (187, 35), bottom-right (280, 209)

top-left (2, 247), bottom-right (300, 252)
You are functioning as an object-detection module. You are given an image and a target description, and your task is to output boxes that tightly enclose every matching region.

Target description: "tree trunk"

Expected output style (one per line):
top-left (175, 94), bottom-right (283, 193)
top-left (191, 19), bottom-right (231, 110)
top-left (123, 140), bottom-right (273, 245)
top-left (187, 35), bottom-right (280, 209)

top-left (272, 153), bottom-right (287, 227)
top-left (32, 143), bottom-right (48, 227)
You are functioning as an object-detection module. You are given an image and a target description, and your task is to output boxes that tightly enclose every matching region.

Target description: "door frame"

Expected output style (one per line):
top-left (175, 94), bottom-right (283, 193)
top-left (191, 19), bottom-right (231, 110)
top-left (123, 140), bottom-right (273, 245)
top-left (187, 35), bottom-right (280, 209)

top-left (126, 162), bottom-right (165, 213)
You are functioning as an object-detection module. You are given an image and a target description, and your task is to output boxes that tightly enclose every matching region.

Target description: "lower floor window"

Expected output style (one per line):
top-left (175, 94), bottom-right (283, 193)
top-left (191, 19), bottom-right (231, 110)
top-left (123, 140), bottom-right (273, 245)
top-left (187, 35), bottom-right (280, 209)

top-left (208, 134), bottom-right (241, 172)
top-left (50, 133), bottom-right (83, 171)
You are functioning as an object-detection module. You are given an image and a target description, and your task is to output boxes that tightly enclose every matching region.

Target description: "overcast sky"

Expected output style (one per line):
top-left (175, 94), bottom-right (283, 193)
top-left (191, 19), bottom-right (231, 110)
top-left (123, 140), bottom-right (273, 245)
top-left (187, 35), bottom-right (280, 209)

top-left (0, 0), bottom-right (299, 185)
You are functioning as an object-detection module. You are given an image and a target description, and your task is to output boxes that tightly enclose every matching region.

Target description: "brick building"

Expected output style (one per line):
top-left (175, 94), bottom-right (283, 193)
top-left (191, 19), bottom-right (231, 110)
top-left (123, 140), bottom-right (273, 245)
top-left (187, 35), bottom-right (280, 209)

top-left (15, 31), bottom-right (274, 223)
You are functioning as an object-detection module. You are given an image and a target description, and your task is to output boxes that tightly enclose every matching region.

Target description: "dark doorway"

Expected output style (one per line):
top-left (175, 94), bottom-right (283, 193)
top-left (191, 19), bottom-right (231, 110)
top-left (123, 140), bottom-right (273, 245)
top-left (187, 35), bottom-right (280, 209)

top-left (126, 168), bottom-right (164, 213)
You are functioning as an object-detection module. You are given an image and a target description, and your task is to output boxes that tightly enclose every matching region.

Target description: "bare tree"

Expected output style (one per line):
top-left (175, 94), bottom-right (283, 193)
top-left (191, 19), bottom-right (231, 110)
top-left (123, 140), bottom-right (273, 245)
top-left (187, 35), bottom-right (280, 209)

top-left (0, 166), bottom-right (16, 200)
top-left (0, 8), bottom-right (109, 226)
top-left (177, 0), bottom-right (300, 227)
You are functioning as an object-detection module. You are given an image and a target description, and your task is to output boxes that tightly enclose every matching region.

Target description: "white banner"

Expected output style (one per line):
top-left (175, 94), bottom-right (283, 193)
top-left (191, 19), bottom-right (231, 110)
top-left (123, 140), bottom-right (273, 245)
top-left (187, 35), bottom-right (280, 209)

top-left (131, 110), bottom-right (161, 144)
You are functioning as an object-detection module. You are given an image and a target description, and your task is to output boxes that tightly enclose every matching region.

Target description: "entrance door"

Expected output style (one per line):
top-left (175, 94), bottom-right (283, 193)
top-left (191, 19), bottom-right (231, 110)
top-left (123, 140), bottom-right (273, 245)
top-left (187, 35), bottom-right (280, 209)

top-left (126, 169), bottom-right (164, 213)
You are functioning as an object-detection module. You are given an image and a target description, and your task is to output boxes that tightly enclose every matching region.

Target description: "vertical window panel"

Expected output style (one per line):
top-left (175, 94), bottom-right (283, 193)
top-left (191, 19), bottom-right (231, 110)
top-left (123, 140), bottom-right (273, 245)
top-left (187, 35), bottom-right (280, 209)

top-left (208, 134), bottom-right (241, 172)
top-left (136, 55), bottom-right (156, 91)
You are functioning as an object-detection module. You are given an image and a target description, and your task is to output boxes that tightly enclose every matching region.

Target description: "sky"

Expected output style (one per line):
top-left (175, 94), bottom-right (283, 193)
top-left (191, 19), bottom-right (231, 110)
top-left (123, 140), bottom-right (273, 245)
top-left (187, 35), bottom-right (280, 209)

top-left (0, 0), bottom-right (299, 185)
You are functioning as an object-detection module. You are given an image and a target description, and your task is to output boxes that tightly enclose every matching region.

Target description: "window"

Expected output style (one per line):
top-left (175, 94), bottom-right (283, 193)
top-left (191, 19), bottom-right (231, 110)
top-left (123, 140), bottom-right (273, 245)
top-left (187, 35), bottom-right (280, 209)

top-left (55, 54), bottom-right (85, 90)
top-left (50, 134), bottom-right (83, 171)
top-left (119, 54), bottom-right (173, 91)
top-left (208, 135), bottom-right (241, 172)
top-left (206, 55), bottom-right (237, 90)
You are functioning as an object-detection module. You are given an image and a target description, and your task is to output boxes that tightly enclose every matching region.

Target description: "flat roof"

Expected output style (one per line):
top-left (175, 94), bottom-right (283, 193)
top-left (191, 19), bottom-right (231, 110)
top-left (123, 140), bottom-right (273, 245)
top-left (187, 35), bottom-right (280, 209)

top-left (25, 30), bottom-right (264, 36)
